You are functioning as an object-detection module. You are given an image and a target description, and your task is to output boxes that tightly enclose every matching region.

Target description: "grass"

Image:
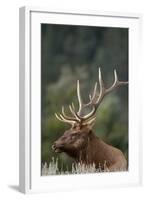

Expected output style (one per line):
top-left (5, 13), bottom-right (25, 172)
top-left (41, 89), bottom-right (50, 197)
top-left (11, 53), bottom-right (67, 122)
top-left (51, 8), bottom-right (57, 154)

top-left (41, 157), bottom-right (110, 176)
top-left (42, 157), bottom-right (127, 175)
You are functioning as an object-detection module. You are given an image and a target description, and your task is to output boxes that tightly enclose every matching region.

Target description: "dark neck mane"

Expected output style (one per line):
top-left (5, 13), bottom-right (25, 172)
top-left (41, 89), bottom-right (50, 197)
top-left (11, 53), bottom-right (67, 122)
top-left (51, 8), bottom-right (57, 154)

top-left (72, 130), bottom-right (99, 165)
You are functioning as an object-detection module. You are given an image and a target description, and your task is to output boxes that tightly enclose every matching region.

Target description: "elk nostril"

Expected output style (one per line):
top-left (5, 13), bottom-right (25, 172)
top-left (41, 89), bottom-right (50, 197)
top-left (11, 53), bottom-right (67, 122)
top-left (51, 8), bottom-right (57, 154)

top-left (52, 143), bottom-right (64, 150)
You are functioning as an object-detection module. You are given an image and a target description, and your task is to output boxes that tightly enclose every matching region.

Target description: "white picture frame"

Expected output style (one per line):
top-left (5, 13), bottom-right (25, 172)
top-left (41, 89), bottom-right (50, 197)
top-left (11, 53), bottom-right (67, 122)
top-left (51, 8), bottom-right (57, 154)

top-left (19, 6), bottom-right (142, 194)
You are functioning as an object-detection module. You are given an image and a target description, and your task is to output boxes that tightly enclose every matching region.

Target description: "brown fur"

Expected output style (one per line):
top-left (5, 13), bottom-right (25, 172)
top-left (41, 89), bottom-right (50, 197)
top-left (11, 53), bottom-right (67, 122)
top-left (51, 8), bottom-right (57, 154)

top-left (52, 127), bottom-right (127, 172)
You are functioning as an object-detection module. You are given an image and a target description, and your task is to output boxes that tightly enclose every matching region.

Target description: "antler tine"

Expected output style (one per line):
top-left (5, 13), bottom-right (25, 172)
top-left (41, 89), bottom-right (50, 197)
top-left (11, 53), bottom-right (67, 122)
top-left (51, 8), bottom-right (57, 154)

top-left (84, 68), bottom-right (105, 108)
top-left (55, 113), bottom-right (76, 126)
top-left (106, 69), bottom-right (128, 94)
top-left (71, 102), bottom-right (75, 110)
top-left (78, 68), bottom-right (128, 122)
top-left (92, 81), bottom-right (98, 102)
top-left (55, 113), bottom-right (63, 121)
top-left (69, 104), bottom-right (81, 121)
top-left (89, 94), bottom-right (92, 100)
top-left (77, 80), bottom-right (83, 115)
top-left (82, 116), bottom-right (96, 126)
top-left (99, 68), bottom-right (104, 90)
top-left (96, 67), bottom-right (105, 103)
top-left (55, 113), bottom-right (73, 124)
top-left (61, 106), bottom-right (79, 122)
top-left (105, 69), bottom-right (118, 94)
top-left (55, 68), bottom-right (128, 127)
top-left (87, 82), bottom-right (98, 104)
top-left (74, 68), bottom-right (104, 121)
top-left (77, 76), bottom-right (98, 115)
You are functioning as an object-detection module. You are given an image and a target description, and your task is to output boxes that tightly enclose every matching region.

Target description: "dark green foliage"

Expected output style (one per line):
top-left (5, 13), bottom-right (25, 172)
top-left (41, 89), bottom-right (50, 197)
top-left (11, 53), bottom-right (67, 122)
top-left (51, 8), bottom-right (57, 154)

top-left (41, 24), bottom-right (128, 172)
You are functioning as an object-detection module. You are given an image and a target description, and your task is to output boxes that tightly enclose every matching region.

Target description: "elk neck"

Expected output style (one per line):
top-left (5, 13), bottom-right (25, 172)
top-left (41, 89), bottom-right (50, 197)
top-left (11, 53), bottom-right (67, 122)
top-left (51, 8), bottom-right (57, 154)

top-left (76, 130), bottom-right (100, 164)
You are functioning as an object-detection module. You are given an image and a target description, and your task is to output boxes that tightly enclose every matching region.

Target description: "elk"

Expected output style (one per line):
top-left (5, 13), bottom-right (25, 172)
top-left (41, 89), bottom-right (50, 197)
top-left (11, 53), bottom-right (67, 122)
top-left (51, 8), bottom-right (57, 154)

top-left (52, 68), bottom-right (128, 172)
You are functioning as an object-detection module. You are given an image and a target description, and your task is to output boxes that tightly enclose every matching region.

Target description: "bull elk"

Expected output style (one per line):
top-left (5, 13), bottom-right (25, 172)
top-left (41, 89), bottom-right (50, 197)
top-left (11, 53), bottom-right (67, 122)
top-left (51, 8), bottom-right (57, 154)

top-left (52, 68), bottom-right (128, 172)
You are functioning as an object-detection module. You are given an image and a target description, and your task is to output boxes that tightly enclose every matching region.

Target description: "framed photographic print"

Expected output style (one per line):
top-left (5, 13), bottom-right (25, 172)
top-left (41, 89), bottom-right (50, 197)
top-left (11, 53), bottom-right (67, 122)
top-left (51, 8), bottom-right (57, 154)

top-left (19, 7), bottom-right (142, 193)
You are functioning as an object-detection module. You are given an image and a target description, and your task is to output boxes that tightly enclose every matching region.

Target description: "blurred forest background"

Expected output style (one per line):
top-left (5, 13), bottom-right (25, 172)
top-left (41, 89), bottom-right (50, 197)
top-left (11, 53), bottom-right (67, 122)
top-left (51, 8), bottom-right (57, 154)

top-left (41, 23), bottom-right (128, 173)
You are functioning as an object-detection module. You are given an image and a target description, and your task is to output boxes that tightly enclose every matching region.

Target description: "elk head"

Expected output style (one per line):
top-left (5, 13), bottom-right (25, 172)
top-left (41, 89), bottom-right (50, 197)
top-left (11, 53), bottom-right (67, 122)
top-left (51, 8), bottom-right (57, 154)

top-left (52, 68), bottom-right (128, 159)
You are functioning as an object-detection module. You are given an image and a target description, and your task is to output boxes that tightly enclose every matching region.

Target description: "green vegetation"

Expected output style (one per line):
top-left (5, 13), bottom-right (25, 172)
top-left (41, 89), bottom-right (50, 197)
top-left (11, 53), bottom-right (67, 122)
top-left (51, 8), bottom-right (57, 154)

top-left (41, 24), bottom-right (128, 174)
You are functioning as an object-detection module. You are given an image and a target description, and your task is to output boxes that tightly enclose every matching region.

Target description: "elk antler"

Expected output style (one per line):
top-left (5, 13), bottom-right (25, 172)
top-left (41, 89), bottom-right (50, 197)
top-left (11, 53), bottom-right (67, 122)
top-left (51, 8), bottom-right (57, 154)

top-left (55, 68), bottom-right (128, 127)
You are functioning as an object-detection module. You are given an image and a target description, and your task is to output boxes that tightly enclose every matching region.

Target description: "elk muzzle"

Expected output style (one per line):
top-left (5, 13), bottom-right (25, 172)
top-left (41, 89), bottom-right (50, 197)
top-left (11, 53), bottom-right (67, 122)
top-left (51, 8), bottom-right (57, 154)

top-left (52, 141), bottom-right (64, 153)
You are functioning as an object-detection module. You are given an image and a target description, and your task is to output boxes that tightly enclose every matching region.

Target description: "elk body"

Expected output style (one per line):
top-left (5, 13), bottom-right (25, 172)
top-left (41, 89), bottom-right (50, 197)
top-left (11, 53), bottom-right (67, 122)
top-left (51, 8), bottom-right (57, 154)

top-left (52, 68), bottom-right (128, 172)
